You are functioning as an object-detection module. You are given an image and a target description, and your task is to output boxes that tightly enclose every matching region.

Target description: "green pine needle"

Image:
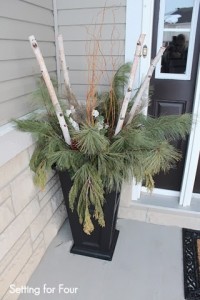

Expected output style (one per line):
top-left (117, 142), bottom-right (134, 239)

top-left (73, 125), bottom-right (110, 155)
top-left (14, 70), bottom-right (192, 234)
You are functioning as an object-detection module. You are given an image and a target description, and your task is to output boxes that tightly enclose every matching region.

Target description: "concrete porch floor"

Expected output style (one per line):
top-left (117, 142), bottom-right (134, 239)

top-left (19, 219), bottom-right (185, 300)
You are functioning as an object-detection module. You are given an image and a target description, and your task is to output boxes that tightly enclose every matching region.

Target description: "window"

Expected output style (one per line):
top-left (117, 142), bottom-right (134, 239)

top-left (155, 0), bottom-right (199, 80)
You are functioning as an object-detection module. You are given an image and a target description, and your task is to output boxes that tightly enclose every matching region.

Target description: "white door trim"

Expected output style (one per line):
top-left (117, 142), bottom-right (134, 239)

top-left (125, 0), bottom-right (155, 79)
top-left (126, 0), bottom-right (200, 204)
top-left (126, 0), bottom-right (155, 201)
top-left (180, 55), bottom-right (200, 206)
top-left (141, 187), bottom-right (180, 197)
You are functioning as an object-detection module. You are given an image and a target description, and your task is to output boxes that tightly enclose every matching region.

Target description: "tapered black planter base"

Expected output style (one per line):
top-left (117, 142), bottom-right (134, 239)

top-left (70, 230), bottom-right (119, 261)
top-left (58, 170), bottom-right (120, 261)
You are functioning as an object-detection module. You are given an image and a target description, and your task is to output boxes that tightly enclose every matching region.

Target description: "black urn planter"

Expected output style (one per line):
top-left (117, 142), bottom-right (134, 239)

top-left (58, 171), bottom-right (120, 261)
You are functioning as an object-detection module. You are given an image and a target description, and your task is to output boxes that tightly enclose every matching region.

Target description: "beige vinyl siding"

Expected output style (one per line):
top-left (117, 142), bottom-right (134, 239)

top-left (20, 0), bottom-right (53, 10)
top-left (57, 0), bottom-right (126, 101)
top-left (57, 0), bottom-right (126, 9)
top-left (0, 0), bottom-right (56, 126)
top-left (0, 0), bottom-right (53, 26)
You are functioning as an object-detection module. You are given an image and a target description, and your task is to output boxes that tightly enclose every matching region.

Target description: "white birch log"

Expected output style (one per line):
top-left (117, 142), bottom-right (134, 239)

top-left (29, 35), bottom-right (71, 146)
top-left (114, 34), bottom-right (146, 135)
top-left (126, 46), bottom-right (166, 125)
top-left (57, 34), bottom-right (79, 109)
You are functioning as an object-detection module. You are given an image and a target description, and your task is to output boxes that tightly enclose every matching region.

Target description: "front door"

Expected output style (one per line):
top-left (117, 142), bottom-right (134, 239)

top-left (149, 0), bottom-right (200, 191)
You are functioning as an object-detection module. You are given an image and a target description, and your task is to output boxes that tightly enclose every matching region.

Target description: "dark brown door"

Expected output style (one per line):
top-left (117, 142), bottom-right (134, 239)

top-left (149, 0), bottom-right (200, 191)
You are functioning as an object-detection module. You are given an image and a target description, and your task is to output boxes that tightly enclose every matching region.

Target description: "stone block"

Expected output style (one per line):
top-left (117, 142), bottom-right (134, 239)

top-left (119, 206), bottom-right (147, 222)
top-left (0, 150), bottom-right (30, 190)
top-left (2, 290), bottom-right (19, 300)
top-left (0, 229), bottom-right (30, 275)
top-left (21, 196), bottom-right (40, 228)
top-left (32, 232), bottom-right (44, 251)
top-left (0, 238), bottom-right (32, 297)
top-left (11, 169), bottom-right (38, 215)
top-left (51, 187), bottom-right (63, 213)
top-left (2, 239), bottom-right (46, 300)
top-left (38, 174), bottom-right (58, 201)
top-left (0, 197), bottom-right (15, 233)
top-left (146, 209), bottom-right (200, 230)
top-left (0, 185), bottom-right (11, 205)
top-left (0, 198), bottom-right (40, 262)
top-left (27, 143), bottom-right (36, 159)
top-left (30, 201), bottom-right (53, 242)
top-left (14, 239), bottom-right (46, 288)
top-left (43, 203), bottom-right (67, 248)
top-left (120, 180), bottom-right (132, 207)
top-left (39, 181), bottom-right (60, 209)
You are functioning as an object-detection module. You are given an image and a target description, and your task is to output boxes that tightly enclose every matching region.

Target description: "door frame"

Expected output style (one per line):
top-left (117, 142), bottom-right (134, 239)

top-left (179, 55), bottom-right (200, 206)
top-left (125, 0), bottom-right (155, 201)
top-left (125, 0), bottom-right (200, 205)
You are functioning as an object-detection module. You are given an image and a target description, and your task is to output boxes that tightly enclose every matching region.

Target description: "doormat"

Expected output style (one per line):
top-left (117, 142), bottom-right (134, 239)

top-left (183, 228), bottom-right (200, 299)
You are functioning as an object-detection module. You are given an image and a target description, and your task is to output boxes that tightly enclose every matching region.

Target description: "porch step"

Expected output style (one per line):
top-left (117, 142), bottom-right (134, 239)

top-left (119, 192), bottom-right (200, 230)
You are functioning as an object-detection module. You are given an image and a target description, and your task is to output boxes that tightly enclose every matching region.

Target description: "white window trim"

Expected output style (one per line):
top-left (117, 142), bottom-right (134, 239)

top-left (155, 0), bottom-right (200, 81)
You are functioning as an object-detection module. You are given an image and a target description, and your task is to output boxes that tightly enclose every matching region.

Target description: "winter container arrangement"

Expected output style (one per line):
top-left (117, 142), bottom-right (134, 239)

top-left (15, 33), bottom-right (191, 260)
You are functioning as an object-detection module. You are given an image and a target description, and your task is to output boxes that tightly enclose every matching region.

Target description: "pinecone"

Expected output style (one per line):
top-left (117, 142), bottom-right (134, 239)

top-left (71, 140), bottom-right (79, 150)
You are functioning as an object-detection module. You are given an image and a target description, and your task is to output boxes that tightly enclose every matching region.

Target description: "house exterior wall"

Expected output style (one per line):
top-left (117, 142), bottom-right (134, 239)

top-left (0, 146), bottom-right (66, 300)
top-left (56, 0), bottom-right (127, 101)
top-left (0, 0), bottom-right (56, 126)
top-left (0, 1), bottom-right (67, 299)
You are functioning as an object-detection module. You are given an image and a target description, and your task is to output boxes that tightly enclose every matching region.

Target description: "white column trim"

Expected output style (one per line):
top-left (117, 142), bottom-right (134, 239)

top-left (180, 55), bottom-right (200, 206)
top-left (129, 0), bottom-right (154, 201)
top-left (140, 0), bottom-right (155, 79)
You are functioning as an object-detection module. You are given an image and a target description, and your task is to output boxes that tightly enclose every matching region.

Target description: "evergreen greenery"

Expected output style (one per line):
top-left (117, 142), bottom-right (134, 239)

top-left (14, 65), bottom-right (191, 235)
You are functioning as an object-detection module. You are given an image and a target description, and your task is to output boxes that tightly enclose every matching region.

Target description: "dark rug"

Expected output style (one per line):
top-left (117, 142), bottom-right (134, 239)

top-left (183, 228), bottom-right (200, 299)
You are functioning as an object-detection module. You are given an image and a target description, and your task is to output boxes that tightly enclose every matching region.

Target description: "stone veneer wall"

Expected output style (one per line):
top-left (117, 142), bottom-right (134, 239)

top-left (0, 145), bottom-right (67, 300)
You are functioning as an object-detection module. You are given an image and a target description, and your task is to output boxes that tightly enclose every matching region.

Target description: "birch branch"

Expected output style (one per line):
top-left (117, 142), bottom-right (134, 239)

top-left (29, 35), bottom-right (71, 146)
top-left (57, 34), bottom-right (79, 109)
top-left (114, 34), bottom-right (146, 135)
top-left (126, 46), bottom-right (166, 125)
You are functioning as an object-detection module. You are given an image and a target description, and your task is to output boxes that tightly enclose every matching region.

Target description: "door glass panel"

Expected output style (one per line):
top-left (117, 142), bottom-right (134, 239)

top-left (161, 31), bottom-right (190, 73)
top-left (164, 0), bottom-right (194, 29)
top-left (155, 0), bottom-right (199, 80)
